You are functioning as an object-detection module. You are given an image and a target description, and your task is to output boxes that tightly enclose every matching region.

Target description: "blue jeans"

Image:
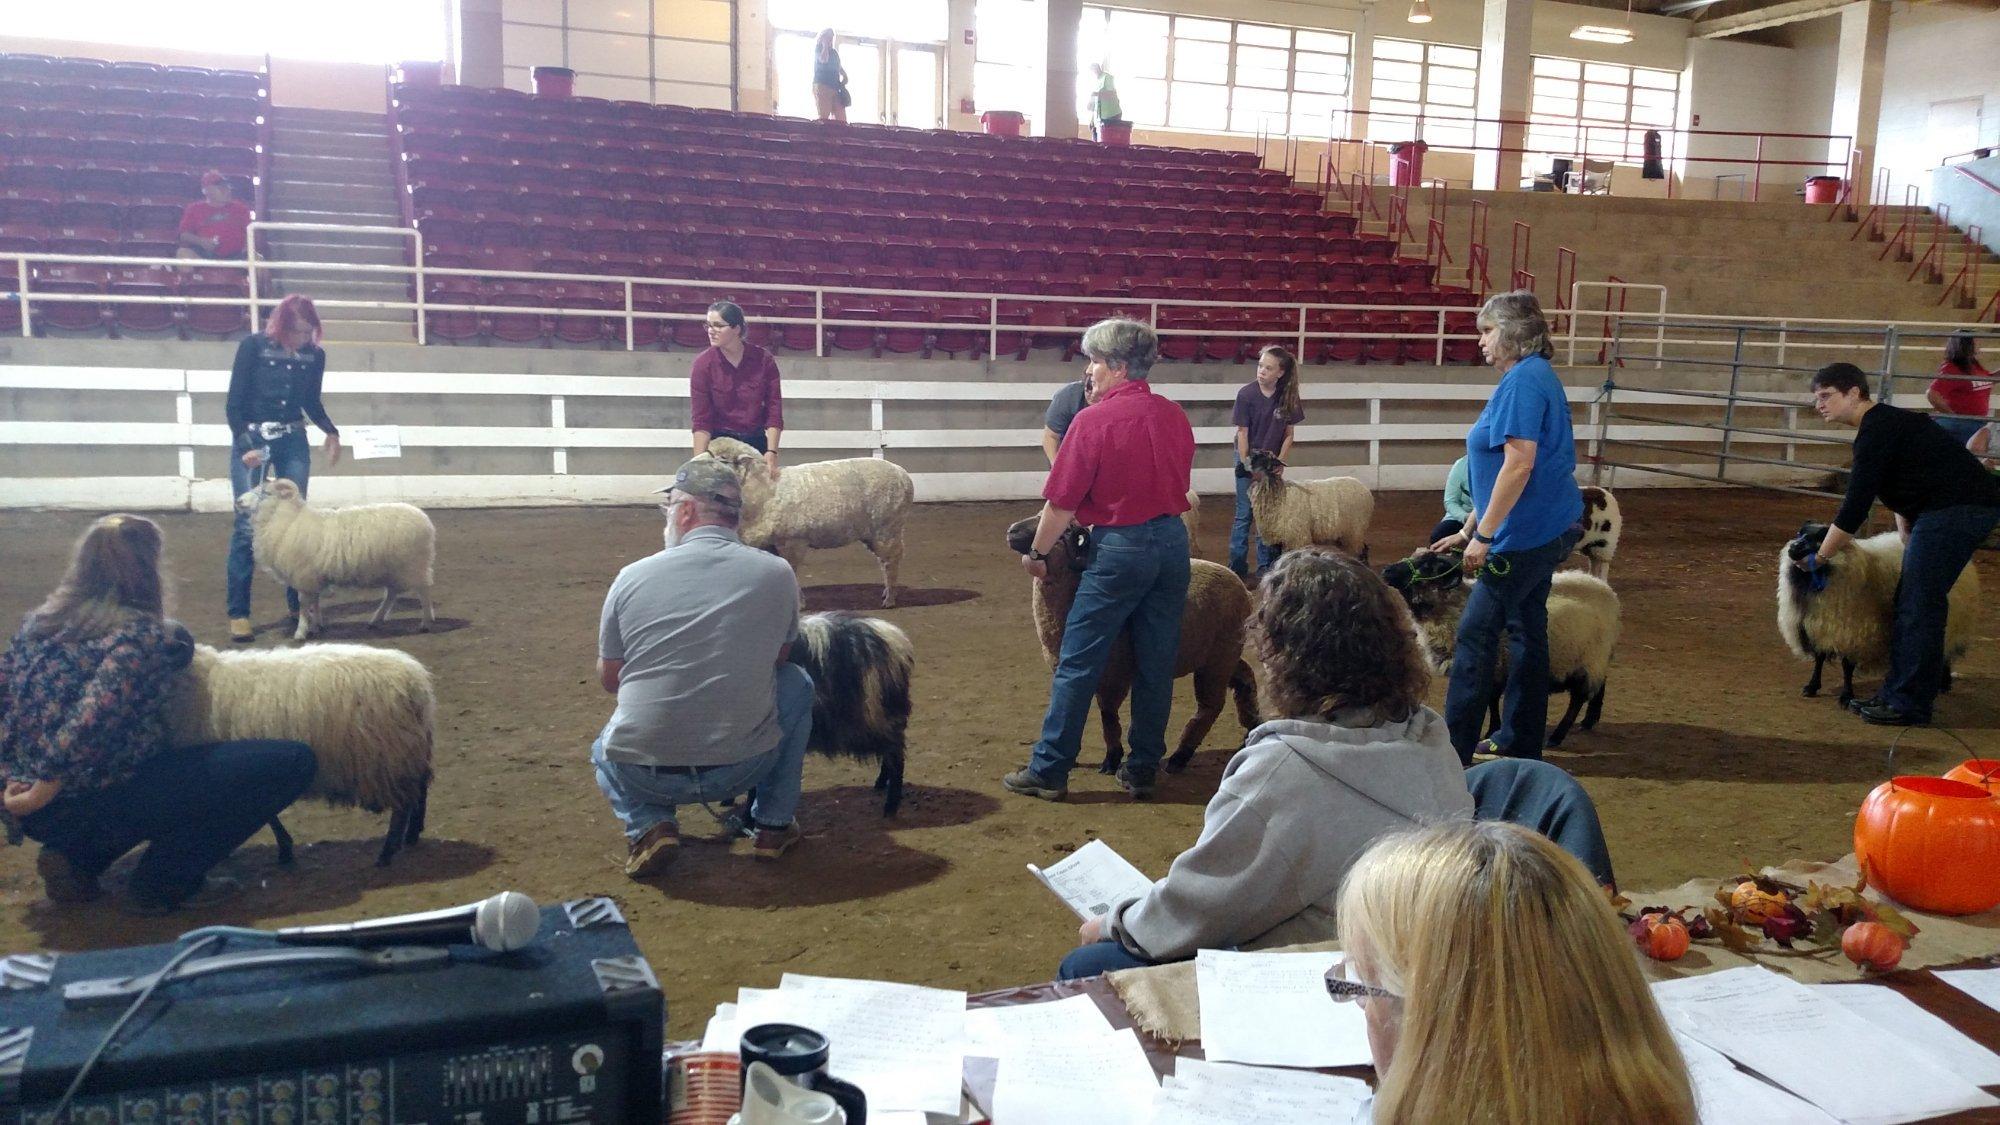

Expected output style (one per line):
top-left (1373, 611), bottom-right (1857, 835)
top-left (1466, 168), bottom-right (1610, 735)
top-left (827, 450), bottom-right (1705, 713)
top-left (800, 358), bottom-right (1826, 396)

top-left (24, 740), bottom-right (316, 907)
top-left (1444, 528), bottom-right (1578, 765)
top-left (1882, 504), bottom-right (2000, 719)
top-left (1059, 939), bottom-right (1157, 979)
top-left (591, 664), bottom-right (815, 841)
top-left (1466, 758), bottom-right (1615, 887)
top-left (1029, 516), bottom-right (1191, 783)
top-left (1228, 466), bottom-right (1279, 577)
top-left (227, 429), bottom-right (312, 618)
top-left (1934, 415), bottom-right (1986, 447)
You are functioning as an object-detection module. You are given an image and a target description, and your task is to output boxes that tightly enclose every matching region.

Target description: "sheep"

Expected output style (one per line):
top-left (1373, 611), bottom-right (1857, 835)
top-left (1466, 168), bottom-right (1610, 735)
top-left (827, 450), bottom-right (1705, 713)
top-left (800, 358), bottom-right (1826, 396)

top-left (1381, 549), bottom-right (1621, 747)
top-left (700, 437), bottom-right (914, 608)
top-left (167, 642), bottom-right (435, 866)
top-left (1776, 522), bottom-right (1980, 705)
top-left (1573, 486), bottom-right (1622, 581)
top-left (786, 612), bottom-right (914, 816)
top-left (1006, 514), bottom-right (1259, 775)
top-left (1243, 450), bottom-right (1373, 560)
top-left (241, 478), bottom-right (436, 641)
top-left (1182, 489), bottom-right (1201, 558)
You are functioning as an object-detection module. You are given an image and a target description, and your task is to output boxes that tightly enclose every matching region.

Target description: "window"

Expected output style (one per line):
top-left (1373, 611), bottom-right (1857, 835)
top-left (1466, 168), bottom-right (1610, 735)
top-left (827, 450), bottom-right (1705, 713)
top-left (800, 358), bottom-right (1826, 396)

top-left (1526, 56), bottom-right (1680, 165)
top-left (0, 0), bottom-right (444, 63)
top-left (1368, 38), bottom-right (1479, 149)
top-left (976, 0), bottom-right (1049, 122)
top-left (1077, 7), bottom-right (1351, 139)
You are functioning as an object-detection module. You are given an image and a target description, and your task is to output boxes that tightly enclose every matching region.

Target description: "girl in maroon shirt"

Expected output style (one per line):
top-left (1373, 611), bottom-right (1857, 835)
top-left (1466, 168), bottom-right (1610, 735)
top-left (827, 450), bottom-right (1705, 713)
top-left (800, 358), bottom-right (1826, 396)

top-left (689, 301), bottom-right (784, 478)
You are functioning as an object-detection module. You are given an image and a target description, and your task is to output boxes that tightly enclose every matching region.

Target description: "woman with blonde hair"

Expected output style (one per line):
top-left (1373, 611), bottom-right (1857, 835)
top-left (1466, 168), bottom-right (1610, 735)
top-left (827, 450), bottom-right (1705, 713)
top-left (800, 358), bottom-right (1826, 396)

top-left (1334, 820), bottom-right (1694, 1124)
top-left (0, 516), bottom-right (316, 913)
top-left (811, 29), bottom-right (848, 123)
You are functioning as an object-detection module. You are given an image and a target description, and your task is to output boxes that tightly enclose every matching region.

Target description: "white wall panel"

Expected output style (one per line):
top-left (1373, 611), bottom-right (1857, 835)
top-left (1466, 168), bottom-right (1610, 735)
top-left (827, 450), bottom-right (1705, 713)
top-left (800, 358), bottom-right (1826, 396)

top-left (568, 28), bottom-right (653, 76)
top-left (654, 39), bottom-right (733, 86)
top-left (574, 72), bottom-right (656, 100)
top-left (501, 21), bottom-right (566, 69)
top-left (655, 79), bottom-right (732, 108)
top-left (501, 0), bottom-right (566, 26)
top-left (568, 0), bottom-right (652, 34)
top-left (654, 0), bottom-right (732, 42)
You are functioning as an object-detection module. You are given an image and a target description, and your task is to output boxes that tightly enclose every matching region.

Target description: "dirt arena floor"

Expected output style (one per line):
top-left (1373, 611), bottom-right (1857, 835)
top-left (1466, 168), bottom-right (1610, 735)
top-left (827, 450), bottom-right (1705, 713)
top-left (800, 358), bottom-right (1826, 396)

top-left (1, 489), bottom-right (1995, 1036)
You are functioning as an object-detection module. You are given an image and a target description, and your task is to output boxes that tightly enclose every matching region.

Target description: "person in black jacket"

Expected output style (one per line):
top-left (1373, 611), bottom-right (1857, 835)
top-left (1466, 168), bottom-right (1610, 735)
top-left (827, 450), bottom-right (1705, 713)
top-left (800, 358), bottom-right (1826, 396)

top-left (225, 295), bottom-right (341, 642)
top-left (1804, 362), bottom-right (2000, 725)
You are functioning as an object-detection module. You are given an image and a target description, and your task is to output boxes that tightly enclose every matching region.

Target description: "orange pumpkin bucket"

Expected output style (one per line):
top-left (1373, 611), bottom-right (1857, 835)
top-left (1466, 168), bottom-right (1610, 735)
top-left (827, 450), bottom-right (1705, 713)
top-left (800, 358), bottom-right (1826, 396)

top-left (1855, 776), bottom-right (2000, 916)
top-left (1943, 760), bottom-right (2000, 796)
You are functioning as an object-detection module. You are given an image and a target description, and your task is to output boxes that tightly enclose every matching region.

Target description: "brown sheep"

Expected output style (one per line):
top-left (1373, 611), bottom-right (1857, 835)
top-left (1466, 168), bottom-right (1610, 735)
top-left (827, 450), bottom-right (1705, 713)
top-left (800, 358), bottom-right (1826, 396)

top-left (1006, 514), bottom-right (1259, 774)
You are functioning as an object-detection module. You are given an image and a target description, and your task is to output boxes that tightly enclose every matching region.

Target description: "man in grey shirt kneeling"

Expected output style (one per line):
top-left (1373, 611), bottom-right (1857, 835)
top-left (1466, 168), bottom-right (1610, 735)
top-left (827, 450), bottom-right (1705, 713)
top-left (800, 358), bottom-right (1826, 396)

top-left (591, 457), bottom-right (812, 878)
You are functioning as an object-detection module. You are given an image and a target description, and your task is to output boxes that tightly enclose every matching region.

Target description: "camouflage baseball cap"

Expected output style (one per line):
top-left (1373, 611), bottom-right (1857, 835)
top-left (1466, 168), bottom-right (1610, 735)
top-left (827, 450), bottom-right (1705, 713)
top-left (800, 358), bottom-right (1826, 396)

top-left (662, 456), bottom-right (743, 510)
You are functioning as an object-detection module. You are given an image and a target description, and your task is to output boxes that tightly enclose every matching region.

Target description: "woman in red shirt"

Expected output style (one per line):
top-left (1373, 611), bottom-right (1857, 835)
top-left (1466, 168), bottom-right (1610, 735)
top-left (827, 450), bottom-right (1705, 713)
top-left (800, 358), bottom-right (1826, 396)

top-left (1928, 332), bottom-right (1991, 446)
top-left (689, 301), bottom-right (784, 478)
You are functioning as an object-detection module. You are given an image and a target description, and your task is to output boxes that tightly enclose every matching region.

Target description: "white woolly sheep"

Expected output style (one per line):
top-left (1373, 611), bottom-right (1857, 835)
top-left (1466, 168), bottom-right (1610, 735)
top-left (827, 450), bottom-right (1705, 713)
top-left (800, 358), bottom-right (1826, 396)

top-left (1244, 450), bottom-right (1374, 560)
top-left (1574, 486), bottom-right (1622, 581)
top-left (1777, 522), bottom-right (1980, 705)
top-left (1182, 489), bottom-right (1201, 557)
top-left (787, 613), bottom-right (914, 815)
top-left (1007, 514), bottom-right (1258, 775)
top-left (1382, 550), bottom-right (1621, 747)
top-left (701, 437), bottom-right (915, 608)
top-left (168, 642), bottom-right (435, 866)
top-left (242, 478), bottom-right (437, 641)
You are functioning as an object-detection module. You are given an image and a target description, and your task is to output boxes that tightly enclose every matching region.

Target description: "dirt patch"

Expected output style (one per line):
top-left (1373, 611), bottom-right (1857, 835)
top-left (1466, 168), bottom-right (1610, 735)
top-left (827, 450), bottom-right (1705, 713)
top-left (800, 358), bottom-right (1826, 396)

top-left (0, 490), bottom-right (1992, 1036)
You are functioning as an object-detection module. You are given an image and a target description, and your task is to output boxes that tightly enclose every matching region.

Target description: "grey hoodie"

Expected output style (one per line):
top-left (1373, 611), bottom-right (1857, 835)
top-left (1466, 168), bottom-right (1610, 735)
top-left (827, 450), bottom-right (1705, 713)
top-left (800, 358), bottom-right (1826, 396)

top-left (1105, 708), bottom-right (1474, 961)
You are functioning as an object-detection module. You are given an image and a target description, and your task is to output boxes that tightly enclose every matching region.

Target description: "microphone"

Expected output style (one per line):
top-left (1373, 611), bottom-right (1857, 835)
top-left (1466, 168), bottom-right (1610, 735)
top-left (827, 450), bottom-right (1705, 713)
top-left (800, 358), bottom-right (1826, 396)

top-left (273, 892), bottom-right (541, 952)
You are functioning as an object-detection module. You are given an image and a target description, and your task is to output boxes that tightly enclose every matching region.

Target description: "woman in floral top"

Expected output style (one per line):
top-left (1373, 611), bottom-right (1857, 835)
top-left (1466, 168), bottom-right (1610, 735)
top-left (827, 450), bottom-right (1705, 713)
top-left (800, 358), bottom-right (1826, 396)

top-left (0, 515), bottom-right (316, 913)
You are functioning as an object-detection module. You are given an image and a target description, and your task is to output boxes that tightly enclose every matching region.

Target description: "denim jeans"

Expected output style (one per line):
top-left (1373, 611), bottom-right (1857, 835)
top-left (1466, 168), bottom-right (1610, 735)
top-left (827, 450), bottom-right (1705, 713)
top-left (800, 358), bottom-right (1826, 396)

top-left (1029, 516), bottom-right (1191, 783)
top-left (227, 428), bottom-right (312, 618)
top-left (1934, 415), bottom-right (1986, 448)
top-left (1882, 504), bottom-right (2000, 719)
top-left (1444, 528), bottom-right (1579, 765)
top-left (1059, 939), bottom-right (1158, 980)
top-left (24, 740), bottom-right (317, 907)
top-left (1228, 465), bottom-right (1279, 577)
top-left (592, 663), bottom-right (814, 842)
top-left (1466, 758), bottom-right (1616, 887)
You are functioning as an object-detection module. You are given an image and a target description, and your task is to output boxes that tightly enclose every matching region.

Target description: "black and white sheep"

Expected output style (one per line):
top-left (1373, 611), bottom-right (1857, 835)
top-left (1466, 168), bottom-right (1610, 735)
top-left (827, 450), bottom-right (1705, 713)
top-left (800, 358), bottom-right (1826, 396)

top-left (1244, 450), bottom-right (1373, 559)
top-left (168, 642), bottom-right (434, 866)
top-left (242, 478), bottom-right (437, 640)
top-left (1007, 514), bottom-right (1259, 775)
top-left (1573, 486), bottom-right (1622, 581)
top-left (1777, 522), bottom-right (1981, 705)
top-left (1381, 549), bottom-right (1621, 747)
top-left (700, 437), bottom-right (915, 608)
top-left (787, 612), bottom-right (915, 816)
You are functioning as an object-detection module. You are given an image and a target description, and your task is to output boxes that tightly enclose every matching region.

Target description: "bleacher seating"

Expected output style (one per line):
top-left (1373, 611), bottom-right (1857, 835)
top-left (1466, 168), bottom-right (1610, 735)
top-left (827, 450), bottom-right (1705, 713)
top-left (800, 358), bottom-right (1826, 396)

top-left (0, 52), bottom-right (266, 338)
top-left (392, 85), bottom-right (1479, 363)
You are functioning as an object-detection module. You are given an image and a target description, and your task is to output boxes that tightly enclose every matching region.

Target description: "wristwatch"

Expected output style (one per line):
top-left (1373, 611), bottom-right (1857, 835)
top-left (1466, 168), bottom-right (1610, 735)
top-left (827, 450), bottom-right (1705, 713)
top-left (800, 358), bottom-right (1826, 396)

top-left (1027, 548), bottom-right (1050, 562)
top-left (1471, 530), bottom-right (1495, 545)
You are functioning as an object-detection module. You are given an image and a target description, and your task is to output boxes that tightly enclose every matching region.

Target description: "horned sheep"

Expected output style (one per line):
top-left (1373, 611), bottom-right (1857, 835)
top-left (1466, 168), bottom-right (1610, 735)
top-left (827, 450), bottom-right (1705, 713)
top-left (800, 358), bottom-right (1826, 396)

top-left (168, 642), bottom-right (435, 866)
top-left (1244, 450), bottom-right (1374, 559)
top-left (700, 437), bottom-right (915, 608)
top-left (242, 478), bottom-right (436, 640)
top-left (788, 612), bottom-right (915, 816)
top-left (1777, 522), bottom-right (1980, 705)
top-left (1382, 549), bottom-right (1621, 748)
top-left (1006, 514), bottom-right (1258, 776)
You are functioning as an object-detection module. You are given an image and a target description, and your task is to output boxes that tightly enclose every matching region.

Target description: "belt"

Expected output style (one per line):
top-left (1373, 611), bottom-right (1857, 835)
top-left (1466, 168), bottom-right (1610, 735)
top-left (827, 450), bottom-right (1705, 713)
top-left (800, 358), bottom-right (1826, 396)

top-left (251, 421), bottom-right (299, 440)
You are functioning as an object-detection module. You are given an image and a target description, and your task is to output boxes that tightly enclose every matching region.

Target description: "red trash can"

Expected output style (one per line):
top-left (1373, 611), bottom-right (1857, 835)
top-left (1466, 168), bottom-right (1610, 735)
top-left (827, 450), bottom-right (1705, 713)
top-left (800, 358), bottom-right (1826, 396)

top-left (1389, 140), bottom-right (1430, 186)
top-left (1804, 175), bottom-right (1842, 204)
top-left (1100, 120), bottom-right (1132, 146)
top-left (396, 60), bottom-right (444, 87)
top-left (532, 65), bottom-right (576, 99)
top-left (981, 110), bottom-right (1026, 137)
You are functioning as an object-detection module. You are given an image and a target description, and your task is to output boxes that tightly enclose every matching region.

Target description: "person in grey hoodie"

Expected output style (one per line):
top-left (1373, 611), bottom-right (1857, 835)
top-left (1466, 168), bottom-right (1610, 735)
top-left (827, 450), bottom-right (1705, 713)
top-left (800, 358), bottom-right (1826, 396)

top-left (1059, 547), bottom-right (1474, 979)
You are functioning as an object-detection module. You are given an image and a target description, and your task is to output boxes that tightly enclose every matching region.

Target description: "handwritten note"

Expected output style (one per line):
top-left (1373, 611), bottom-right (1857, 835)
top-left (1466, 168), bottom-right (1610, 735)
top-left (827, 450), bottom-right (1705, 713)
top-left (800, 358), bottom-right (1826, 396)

top-left (1813, 983), bottom-right (2000, 1086)
top-left (965, 993), bottom-right (1116, 1059)
top-left (1195, 949), bottom-right (1372, 1068)
top-left (1655, 966), bottom-right (1999, 1124)
top-left (735, 974), bottom-right (967, 1116)
top-left (342, 424), bottom-right (401, 460)
top-left (1029, 839), bottom-right (1154, 919)
top-left (990, 1027), bottom-right (1158, 1125)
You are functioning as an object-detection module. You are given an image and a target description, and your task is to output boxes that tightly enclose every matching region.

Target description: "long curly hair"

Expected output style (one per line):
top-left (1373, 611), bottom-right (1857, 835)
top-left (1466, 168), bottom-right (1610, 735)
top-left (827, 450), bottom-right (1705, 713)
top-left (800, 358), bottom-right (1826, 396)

top-left (1251, 547), bottom-right (1428, 723)
top-left (29, 514), bottom-right (169, 641)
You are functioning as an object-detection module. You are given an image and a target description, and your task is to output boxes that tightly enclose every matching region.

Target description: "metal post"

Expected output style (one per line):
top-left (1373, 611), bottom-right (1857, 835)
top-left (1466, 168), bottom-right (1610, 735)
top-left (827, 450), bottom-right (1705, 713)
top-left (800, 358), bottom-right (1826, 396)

top-left (1295, 305), bottom-right (1307, 361)
top-left (624, 280), bottom-right (634, 351)
top-left (245, 239), bottom-right (260, 330)
top-left (816, 289), bottom-right (826, 358)
top-left (412, 235), bottom-right (428, 346)
top-left (1752, 135), bottom-right (1764, 202)
top-left (1878, 325), bottom-right (1901, 404)
top-left (16, 258), bottom-right (29, 338)
top-left (988, 297), bottom-right (999, 364)
top-left (1716, 326), bottom-right (1746, 482)
top-left (1595, 316), bottom-right (1621, 488)
top-left (1433, 309), bottom-right (1445, 366)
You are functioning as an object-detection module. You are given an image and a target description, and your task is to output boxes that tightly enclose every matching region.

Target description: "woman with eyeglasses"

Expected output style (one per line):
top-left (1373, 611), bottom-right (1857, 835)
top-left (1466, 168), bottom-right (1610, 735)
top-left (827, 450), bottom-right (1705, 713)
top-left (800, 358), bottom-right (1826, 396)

top-left (1333, 820), bottom-right (1694, 1124)
top-left (689, 300), bottom-right (784, 479)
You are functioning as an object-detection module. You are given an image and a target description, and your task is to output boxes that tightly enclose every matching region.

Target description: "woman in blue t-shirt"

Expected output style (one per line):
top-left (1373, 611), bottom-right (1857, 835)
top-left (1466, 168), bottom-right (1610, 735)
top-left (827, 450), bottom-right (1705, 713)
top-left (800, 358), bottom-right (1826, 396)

top-left (1428, 291), bottom-right (1583, 764)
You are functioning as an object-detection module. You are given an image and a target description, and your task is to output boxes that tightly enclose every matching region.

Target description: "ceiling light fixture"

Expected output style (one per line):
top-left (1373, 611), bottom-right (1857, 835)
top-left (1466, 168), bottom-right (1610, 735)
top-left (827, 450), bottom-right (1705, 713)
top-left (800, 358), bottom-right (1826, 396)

top-left (1407, 0), bottom-right (1433, 23)
top-left (1570, 0), bottom-right (1635, 44)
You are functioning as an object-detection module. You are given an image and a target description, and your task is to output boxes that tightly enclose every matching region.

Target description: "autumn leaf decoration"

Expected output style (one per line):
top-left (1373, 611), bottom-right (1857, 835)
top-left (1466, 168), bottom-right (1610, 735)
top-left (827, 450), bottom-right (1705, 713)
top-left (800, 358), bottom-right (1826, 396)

top-left (1623, 868), bottom-right (1918, 967)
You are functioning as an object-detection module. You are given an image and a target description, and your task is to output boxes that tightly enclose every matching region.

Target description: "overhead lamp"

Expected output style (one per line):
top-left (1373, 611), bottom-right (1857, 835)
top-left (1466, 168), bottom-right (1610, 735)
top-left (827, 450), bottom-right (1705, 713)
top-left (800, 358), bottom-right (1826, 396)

top-left (1569, 23), bottom-right (1634, 42)
top-left (1407, 0), bottom-right (1433, 22)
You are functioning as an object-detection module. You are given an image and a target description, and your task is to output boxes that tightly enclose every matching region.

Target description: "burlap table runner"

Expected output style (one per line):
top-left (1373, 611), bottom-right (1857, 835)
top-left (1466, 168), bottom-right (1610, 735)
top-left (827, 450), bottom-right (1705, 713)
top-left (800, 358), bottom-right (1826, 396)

top-left (1107, 854), bottom-right (2000, 1043)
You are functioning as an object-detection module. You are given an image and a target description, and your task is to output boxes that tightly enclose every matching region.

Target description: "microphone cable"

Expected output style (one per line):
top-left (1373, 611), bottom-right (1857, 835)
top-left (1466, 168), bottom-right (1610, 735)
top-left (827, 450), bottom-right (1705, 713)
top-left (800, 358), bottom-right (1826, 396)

top-left (46, 932), bottom-right (226, 1123)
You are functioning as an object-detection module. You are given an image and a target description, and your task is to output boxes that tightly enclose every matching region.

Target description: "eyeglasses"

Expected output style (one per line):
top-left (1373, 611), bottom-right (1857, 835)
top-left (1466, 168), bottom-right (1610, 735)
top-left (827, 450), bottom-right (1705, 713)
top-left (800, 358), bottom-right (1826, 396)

top-left (1323, 959), bottom-right (1398, 1005)
top-left (704, 321), bottom-right (732, 331)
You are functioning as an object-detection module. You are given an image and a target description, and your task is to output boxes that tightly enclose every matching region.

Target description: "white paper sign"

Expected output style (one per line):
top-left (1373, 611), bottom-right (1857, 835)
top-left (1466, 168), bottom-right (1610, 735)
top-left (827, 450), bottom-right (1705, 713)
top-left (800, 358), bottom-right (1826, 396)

top-left (1028, 839), bottom-right (1155, 920)
top-left (343, 424), bottom-right (402, 459)
top-left (965, 993), bottom-right (1116, 1059)
top-left (1195, 949), bottom-right (1372, 1069)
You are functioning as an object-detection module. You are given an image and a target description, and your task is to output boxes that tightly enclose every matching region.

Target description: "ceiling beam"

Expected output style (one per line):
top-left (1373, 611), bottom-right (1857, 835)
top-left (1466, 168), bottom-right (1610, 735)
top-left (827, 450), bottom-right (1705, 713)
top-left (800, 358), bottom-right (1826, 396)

top-left (1693, 0), bottom-right (1854, 36)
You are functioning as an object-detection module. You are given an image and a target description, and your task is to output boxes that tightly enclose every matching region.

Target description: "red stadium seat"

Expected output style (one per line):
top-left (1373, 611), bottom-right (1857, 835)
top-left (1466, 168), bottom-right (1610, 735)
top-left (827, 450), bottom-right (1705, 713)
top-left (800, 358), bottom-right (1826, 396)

top-left (107, 264), bottom-right (178, 336)
top-left (30, 263), bottom-right (111, 335)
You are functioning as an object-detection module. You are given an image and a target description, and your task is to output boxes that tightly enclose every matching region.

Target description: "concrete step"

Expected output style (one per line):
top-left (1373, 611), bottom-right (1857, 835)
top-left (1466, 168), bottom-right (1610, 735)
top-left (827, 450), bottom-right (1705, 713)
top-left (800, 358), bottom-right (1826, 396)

top-left (270, 152), bottom-right (393, 179)
top-left (321, 320), bottom-right (418, 344)
top-left (266, 241), bottom-right (409, 266)
top-left (269, 107), bottom-right (389, 132)
top-left (270, 123), bottom-right (389, 146)
top-left (267, 184), bottom-right (402, 212)
top-left (267, 206), bottom-right (405, 226)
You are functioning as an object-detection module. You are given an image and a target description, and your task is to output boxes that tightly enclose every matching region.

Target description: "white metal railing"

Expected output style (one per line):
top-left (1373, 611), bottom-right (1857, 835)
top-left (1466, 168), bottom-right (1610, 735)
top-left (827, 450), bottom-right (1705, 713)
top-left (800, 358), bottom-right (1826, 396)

top-left (245, 221), bottom-right (427, 343)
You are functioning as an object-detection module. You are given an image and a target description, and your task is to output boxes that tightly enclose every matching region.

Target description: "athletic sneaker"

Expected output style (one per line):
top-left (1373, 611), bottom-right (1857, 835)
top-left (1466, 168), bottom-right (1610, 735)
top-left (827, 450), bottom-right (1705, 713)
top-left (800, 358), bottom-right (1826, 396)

top-left (228, 617), bottom-right (254, 643)
top-left (753, 822), bottom-right (803, 860)
top-left (35, 848), bottom-right (100, 904)
top-left (623, 821), bottom-right (680, 878)
top-left (1114, 765), bottom-right (1156, 800)
top-left (1002, 767), bottom-right (1067, 801)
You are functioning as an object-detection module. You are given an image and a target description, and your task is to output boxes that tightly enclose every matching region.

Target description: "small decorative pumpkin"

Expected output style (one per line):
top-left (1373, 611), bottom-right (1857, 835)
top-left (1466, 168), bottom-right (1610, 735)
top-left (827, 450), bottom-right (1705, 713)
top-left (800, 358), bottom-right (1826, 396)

top-left (1943, 760), bottom-right (2000, 797)
top-left (1729, 882), bottom-right (1791, 925)
top-left (1855, 776), bottom-right (2000, 915)
top-left (1634, 914), bottom-right (1690, 962)
top-left (1842, 921), bottom-right (1906, 973)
